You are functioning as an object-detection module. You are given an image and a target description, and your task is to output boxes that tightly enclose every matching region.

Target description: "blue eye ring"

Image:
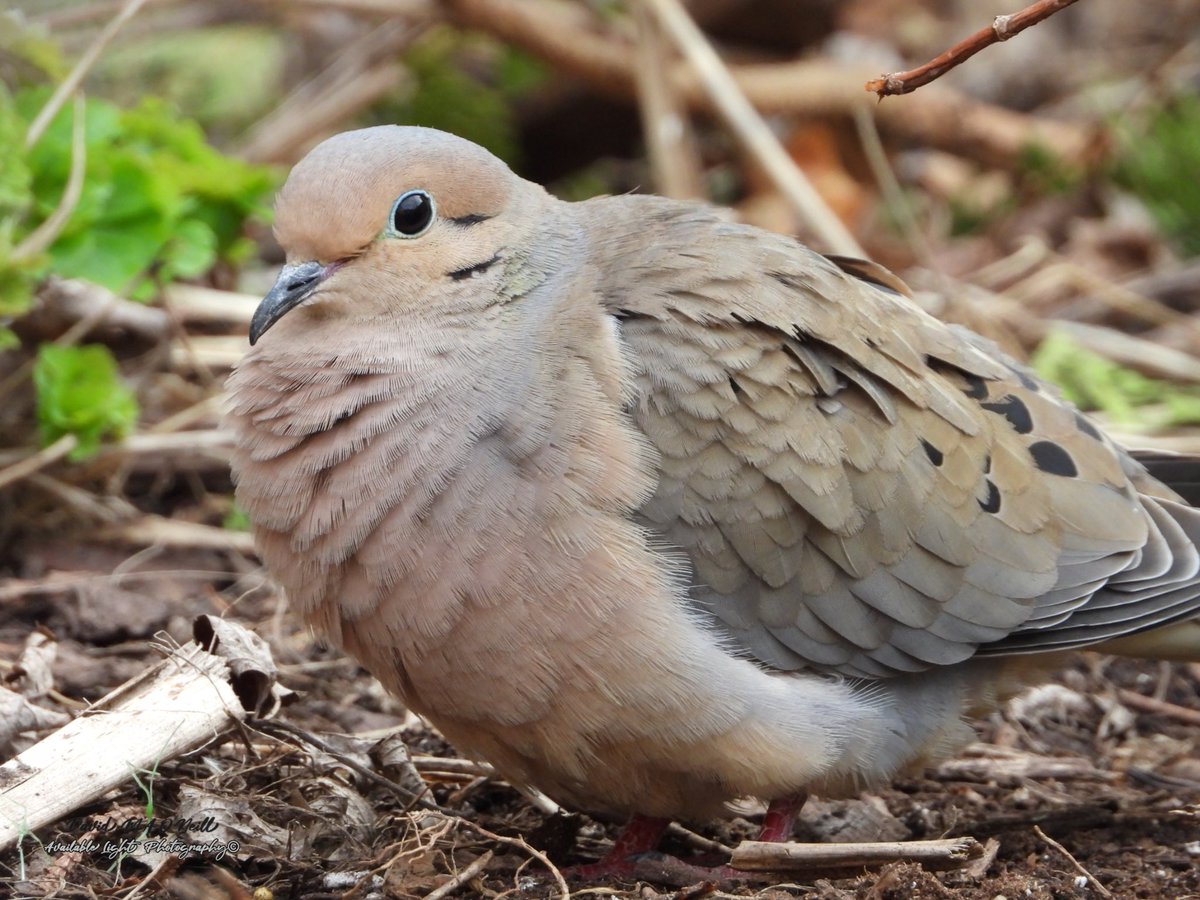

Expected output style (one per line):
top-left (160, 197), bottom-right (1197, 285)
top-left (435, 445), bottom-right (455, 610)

top-left (385, 189), bottom-right (436, 239)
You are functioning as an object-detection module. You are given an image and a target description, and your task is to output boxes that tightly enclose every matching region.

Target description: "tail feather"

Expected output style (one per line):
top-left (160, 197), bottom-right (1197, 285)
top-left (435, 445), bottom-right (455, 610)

top-left (1094, 618), bottom-right (1200, 661)
top-left (1131, 449), bottom-right (1200, 507)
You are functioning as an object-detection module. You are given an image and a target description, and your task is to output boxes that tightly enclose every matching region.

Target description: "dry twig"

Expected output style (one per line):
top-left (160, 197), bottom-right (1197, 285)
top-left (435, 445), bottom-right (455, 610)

top-left (425, 850), bottom-right (494, 900)
top-left (24, 0), bottom-right (152, 149)
top-left (239, 19), bottom-right (427, 163)
top-left (1116, 689), bottom-right (1200, 727)
top-left (632, 4), bottom-right (703, 200)
top-left (456, 819), bottom-right (569, 899)
top-left (1033, 826), bottom-right (1114, 898)
top-left (642, 0), bottom-right (863, 256)
top-left (0, 436), bottom-right (79, 493)
top-left (866, 0), bottom-right (1082, 97)
top-left (12, 95), bottom-right (87, 263)
top-left (730, 836), bottom-right (984, 873)
top-left (442, 0), bottom-right (1097, 171)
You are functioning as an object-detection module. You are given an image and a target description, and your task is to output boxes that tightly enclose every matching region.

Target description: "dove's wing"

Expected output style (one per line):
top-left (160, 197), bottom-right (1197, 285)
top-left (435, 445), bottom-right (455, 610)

top-left (587, 195), bottom-right (1200, 679)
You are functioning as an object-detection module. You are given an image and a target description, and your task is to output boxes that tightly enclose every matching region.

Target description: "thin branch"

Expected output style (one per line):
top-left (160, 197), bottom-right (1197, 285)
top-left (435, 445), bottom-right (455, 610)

top-left (442, 0), bottom-right (1097, 172)
top-left (13, 95), bottom-right (87, 263)
top-left (424, 851), bottom-right (493, 900)
top-left (455, 820), bottom-right (569, 899)
top-left (238, 19), bottom-right (424, 163)
top-left (1033, 826), bottom-right (1114, 898)
top-left (249, 719), bottom-right (441, 811)
top-left (730, 836), bottom-right (984, 872)
top-left (866, 0), bottom-right (1082, 97)
top-left (642, 0), bottom-right (864, 256)
top-left (25, 0), bottom-right (152, 149)
top-left (632, 3), bottom-right (703, 200)
top-left (0, 436), bottom-right (79, 493)
top-left (1117, 689), bottom-right (1200, 727)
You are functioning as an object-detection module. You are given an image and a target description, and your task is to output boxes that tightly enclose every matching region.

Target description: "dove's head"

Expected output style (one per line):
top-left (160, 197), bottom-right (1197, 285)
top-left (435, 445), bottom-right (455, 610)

top-left (250, 126), bottom-right (553, 345)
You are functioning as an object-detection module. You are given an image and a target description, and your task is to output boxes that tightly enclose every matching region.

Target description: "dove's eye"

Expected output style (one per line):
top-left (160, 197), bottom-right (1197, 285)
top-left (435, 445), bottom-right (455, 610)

top-left (386, 189), bottom-right (436, 238)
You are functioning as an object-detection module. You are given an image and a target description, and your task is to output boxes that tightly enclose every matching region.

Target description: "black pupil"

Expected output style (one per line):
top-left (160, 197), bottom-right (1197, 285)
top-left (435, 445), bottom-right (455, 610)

top-left (393, 191), bottom-right (433, 235)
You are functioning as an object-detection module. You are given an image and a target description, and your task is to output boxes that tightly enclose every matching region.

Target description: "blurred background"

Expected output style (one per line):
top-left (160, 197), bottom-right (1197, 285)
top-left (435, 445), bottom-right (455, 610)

top-left (2, 1), bottom-right (1200, 897)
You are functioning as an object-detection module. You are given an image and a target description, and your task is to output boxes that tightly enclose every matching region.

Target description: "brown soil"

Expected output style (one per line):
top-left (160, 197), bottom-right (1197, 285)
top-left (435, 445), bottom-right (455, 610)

top-left (2, 538), bottom-right (1197, 899)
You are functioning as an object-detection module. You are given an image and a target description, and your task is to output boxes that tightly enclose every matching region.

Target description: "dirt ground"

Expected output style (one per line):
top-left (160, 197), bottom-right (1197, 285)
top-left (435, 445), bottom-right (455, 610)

top-left (2, 535), bottom-right (1198, 899)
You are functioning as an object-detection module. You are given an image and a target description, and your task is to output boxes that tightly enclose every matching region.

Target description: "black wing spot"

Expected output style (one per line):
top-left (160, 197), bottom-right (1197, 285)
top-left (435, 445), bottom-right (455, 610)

top-left (1029, 440), bottom-right (1078, 477)
top-left (960, 373), bottom-right (989, 400)
top-left (1074, 412), bottom-right (1103, 441)
top-left (729, 376), bottom-right (743, 396)
top-left (983, 453), bottom-right (992, 474)
top-left (1010, 366), bottom-right (1041, 392)
top-left (981, 394), bottom-right (1034, 434)
top-left (921, 439), bottom-right (944, 467)
top-left (979, 479), bottom-right (1001, 513)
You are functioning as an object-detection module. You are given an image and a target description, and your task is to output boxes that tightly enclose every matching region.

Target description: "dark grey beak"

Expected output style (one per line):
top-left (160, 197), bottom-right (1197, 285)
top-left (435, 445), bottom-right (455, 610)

top-left (249, 261), bottom-right (327, 345)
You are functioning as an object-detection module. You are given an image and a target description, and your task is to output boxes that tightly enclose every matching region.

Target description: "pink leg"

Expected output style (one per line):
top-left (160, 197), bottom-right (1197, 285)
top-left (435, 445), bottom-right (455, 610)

top-left (756, 792), bottom-right (808, 843)
top-left (567, 815), bottom-right (669, 880)
top-left (568, 795), bottom-right (808, 886)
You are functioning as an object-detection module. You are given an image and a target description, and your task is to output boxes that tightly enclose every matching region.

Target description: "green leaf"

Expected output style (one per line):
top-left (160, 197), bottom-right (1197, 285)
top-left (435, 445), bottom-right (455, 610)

top-left (1032, 330), bottom-right (1200, 429)
top-left (33, 344), bottom-right (139, 460)
top-left (0, 85), bottom-right (32, 221)
top-left (1115, 94), bottom-right (1200, 257)
top-left (13, 88), bottom-right (276, 300)
top-left (223, 503), bottom-right (250, 532)
top-left (162, 216), bottom-right (218, 281)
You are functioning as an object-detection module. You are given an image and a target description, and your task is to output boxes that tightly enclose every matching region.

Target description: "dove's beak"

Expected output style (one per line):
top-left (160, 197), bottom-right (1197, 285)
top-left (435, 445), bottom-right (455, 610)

top-left (250, 260), bottom-right (330, 345)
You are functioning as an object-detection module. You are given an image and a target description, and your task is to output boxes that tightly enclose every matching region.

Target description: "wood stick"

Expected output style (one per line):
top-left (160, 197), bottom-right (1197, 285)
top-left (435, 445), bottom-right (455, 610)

top-left (164, 284), bottom-right (260, 326)
top-left (0, 436), bottom-right (78, 492)
top-left (866, 0), bottom-right (1082, 97)
top-left (1033, 826), bottom-right (1114, 898)
top-left (643, 0), bottom-right (863, 256)
top-left (442, 0), bottom-right (1098, 171)
top-left (25, 0), bottom-right (152, 149)
top-left (424, 851), bottom-right (493, 900)
top-left (632, 4), bottom-right (703, 200)
top-left (97, 515), bottom-right (256, 555)
top-left (730, 836), bottom-right (984, 872)
top-left (1117, 689), bottom-right (1200, 727)
top-left (0, 641), bottom-right (248, 852)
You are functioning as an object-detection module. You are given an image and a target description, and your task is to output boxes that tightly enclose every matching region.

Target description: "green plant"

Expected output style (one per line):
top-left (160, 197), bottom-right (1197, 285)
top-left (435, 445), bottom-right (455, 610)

top-left (223, 502), bottom-right (250, 532)
top-left (1032, 330), bottom-right (1200, 429)
top-left (1116, 94), bottom-right (1200, 257)
top-left (33, 344), bottom-right (139, 459)
top-left (16, 88), bottom-right (275, 296)
top-left (0, 83), bottom-right (276, 348)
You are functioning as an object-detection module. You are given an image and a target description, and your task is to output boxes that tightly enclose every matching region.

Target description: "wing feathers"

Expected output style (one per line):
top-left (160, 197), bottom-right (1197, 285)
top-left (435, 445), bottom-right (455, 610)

top-left (589, 194), bottom-right (1200, 678)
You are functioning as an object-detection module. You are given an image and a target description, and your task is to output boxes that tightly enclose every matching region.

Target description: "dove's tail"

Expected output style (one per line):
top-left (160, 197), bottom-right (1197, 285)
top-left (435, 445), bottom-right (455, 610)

top-left (1131, 449), bottom-right (1200, 507)
top-left (1095, 618), bottom-right (1200, 661)
top-left (1093, 450), bottom-right (1200, 661)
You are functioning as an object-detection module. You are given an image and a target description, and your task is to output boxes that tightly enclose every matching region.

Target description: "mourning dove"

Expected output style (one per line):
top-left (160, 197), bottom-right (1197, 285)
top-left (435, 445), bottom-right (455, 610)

top-left (227, 126), bottom-right (1200, 876)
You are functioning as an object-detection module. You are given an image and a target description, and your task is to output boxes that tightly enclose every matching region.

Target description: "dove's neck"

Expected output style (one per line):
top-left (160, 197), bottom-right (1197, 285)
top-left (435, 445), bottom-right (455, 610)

top-left (227, 205), bottom-right (656, 625)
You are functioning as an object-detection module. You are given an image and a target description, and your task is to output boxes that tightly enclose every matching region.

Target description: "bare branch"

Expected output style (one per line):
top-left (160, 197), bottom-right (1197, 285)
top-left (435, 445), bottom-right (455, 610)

top-left (25, 0), bottom-right (152, 149)
top-left (643, 0), bottom-right (864, 256)
top-left (866, 0), bottom-right (1082, 97)
top-left (443, 0), bottom-right (1099, 171)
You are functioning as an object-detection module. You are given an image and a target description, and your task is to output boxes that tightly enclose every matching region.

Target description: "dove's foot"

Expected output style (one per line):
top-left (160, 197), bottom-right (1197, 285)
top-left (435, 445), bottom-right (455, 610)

top-left (565, 815), bottom-right (669, 881)
top-left (566, 794), bottom-right (808, 885)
